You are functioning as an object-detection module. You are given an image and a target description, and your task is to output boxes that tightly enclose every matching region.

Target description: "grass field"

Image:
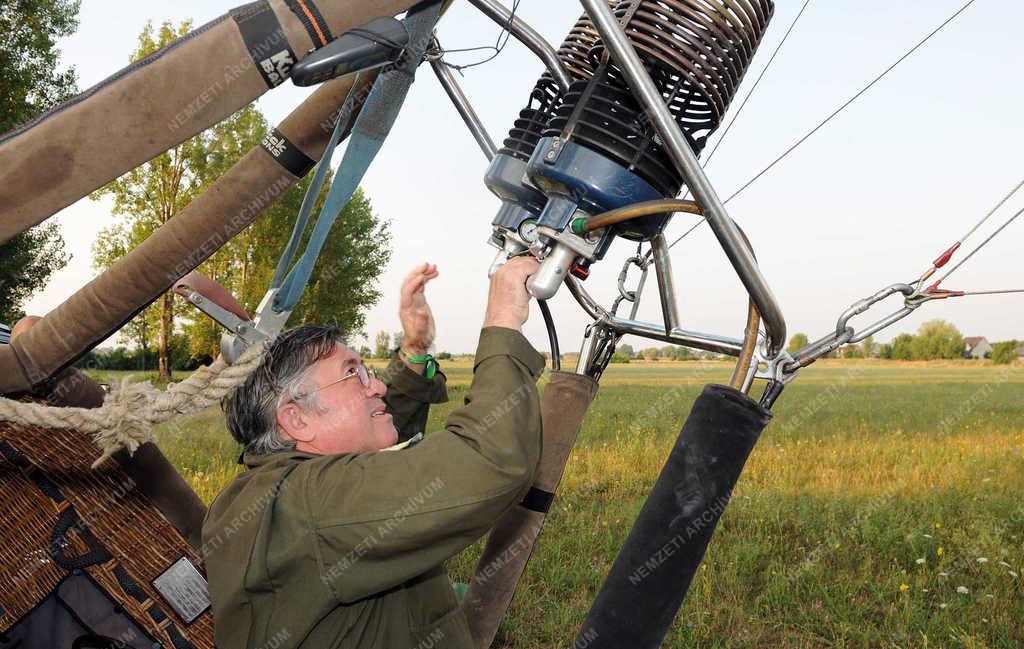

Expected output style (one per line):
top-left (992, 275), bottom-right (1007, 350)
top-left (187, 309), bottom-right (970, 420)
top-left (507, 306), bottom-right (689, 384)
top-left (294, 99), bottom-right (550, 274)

top-left (141, 360), bottom-right (1024, 648)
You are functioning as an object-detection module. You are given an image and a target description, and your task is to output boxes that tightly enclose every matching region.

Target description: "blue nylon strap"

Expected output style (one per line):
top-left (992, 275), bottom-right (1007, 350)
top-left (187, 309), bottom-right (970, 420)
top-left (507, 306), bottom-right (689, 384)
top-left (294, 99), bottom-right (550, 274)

top-left (269, 93), bottom-right (350, 291)
top-left (274, 1), bottom-right (443, 313)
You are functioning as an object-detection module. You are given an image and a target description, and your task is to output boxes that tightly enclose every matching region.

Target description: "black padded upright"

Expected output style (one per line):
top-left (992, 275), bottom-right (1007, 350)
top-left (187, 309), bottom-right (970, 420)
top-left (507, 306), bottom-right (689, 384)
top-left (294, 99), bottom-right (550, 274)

top-left (574, 384), bottom-right (772, 649)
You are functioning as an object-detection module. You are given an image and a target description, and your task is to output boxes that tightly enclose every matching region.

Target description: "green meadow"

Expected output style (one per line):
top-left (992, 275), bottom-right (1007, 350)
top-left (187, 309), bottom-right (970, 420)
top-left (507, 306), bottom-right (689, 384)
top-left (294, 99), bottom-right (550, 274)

top-left (140, 360), bottom-right (1024, 648)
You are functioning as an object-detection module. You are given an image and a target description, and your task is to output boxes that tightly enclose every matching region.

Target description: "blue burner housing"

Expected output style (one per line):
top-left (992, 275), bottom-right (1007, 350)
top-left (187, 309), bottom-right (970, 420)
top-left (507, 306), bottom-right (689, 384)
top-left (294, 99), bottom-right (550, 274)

top-left (526, 137), bottom-right (669, 244)
top-left (484, 153), bottom-right (547, 237)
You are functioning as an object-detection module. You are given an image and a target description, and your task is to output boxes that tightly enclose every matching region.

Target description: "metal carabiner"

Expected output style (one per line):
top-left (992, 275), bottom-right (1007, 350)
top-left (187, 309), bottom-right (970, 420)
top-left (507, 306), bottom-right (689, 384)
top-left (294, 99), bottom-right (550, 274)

top-left (611, 253), bottom-right (651, 318)
top-left (784, 283), bottom-right (916, 373)
top-left (835, 283), bottom-right (918, 344)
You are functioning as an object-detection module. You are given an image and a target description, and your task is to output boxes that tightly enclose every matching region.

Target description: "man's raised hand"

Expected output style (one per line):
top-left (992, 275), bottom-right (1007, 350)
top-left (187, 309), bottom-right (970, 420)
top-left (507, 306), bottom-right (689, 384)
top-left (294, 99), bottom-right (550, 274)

top-left (399, 263), bottom-right (439, 356)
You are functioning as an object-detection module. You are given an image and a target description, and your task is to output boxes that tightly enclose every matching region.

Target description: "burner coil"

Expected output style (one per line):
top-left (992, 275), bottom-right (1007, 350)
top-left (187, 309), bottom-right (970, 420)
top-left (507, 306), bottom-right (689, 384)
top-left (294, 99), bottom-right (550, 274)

top-left (499, 8), bottom-right (611, 161)
top-left (545, 0), bottom-right (775, 196)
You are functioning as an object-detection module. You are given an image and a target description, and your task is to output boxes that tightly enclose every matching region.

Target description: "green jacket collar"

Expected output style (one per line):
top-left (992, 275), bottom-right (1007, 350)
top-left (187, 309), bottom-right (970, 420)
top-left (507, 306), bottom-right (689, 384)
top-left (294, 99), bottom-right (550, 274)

top-left (240, 433), bottom-right (424, 469)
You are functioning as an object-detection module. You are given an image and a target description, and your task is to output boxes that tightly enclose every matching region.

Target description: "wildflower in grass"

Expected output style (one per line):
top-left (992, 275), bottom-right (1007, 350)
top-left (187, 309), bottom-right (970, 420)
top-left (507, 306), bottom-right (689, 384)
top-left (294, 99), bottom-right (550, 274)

top-left (1009, 571), bottom-right (1019, 578)
top-left (899, 583), bottom-right (909, 592)
top-left (956, 586), bottom-right (969, 594)
top-left (915, 558), bottom-right (926, 565)
top-left (977, 557), bottom-right (988, 563)
top-left (938, 572), bottom-right (949, 578)
top-left (934, 523), bottom-right (941, 529)
top-left (999, 561), bottom-right (1011, 568)
top-left (937, 547), bottom-right (944, 556)
top-left (922, 533), bottom-right (933, 539)
top-left (939, 603), bottom-right (948, 609)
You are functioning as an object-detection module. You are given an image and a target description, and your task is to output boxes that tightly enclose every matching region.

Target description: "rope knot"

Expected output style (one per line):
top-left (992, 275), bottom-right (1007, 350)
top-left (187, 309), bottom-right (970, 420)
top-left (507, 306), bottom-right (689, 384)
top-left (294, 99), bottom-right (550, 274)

top-left (1, 342), bottom-right (268, 470)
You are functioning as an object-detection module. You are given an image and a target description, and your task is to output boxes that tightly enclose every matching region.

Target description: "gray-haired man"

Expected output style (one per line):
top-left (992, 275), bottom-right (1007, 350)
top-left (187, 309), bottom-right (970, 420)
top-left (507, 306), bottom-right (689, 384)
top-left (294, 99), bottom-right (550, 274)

top-left (203, 257), bottom-right (545, 649)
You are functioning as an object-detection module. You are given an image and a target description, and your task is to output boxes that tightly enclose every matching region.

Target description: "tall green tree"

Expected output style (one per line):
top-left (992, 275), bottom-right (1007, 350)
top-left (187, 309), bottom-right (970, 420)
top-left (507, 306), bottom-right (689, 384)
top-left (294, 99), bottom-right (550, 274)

top-left (92, 20), bottom-right (392, 367)
top-left (92, 20), bottom-right (208, 380)
top-left (175, 105), bottom-right (272, 358)
top-left (891, 333), bottom-right (915, 361)
top-left (0, 0), bottom-right (79, 322)
top-left (990, 341), bottom-right (1019, 365)
top-left (182, 180), bottom-right (392, 358)
top-left (861, 335), bottom-right (875, 358)
top-left (787, 333), bottom-right (809, 355)
top-left (242, 187), bottom-right (389, 338)
top-left (90, 218), bottom-right (154, 368)
top-left (0, 223), bottom-right (70, 323)
top-left (910, 319), bottom-right (964, 360)
top-left (173, 107), bottom-right (391, 358)
top-left (0, 0), bottom-right (79, 129)
top-left (374, 331), bottom-right (391, 359)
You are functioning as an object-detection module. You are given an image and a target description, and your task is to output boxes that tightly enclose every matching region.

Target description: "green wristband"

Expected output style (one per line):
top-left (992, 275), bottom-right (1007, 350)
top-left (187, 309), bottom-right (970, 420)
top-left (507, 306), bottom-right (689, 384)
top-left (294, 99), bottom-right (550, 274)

top-left (402, 350), bottom-right (437, 379)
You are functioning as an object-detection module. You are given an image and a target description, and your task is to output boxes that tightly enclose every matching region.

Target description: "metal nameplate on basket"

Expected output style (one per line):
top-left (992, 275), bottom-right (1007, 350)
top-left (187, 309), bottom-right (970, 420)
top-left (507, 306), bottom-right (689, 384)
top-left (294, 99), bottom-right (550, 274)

top-left (151, 557), bottom-right (211, 624)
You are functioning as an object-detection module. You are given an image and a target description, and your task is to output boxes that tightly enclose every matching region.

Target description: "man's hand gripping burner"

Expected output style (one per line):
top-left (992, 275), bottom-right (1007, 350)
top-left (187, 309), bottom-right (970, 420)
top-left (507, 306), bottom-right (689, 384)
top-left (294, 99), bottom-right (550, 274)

top-left (202, 256), bottom-right (544, 649)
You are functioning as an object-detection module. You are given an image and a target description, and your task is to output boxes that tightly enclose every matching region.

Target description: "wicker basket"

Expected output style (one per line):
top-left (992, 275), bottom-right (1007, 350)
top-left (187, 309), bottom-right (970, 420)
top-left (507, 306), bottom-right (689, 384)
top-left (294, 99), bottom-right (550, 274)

top-left (0, 399), bottom-right (215, 648)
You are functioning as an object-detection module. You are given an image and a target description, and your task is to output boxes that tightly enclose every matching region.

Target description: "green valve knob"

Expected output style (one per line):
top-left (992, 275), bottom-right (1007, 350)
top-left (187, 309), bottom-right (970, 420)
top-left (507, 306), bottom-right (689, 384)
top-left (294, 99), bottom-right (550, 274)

top-left (570, 217), bottom-right (587, 234)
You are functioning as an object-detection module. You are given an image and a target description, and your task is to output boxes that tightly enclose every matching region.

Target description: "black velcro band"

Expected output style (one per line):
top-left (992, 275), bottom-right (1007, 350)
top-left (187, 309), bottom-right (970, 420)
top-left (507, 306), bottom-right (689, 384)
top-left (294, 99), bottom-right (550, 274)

top-left (232, 1), bottom-right (297, 88)
top-left (519, 486), bottom-right (555, 514)
top-left (0, 440), bottom-right (66, 502)
top-left (261, 128), bottom-right (316, 177)
top-left (284, 0), bottom-right (334, 48)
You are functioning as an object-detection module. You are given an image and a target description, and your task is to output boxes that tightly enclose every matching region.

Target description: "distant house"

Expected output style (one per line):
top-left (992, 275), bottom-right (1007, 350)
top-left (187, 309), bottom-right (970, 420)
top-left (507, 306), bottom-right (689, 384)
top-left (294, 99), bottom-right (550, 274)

top-left (964, 336), bottom-right (992, 359)
top-left (1017, 345), bottom-right (1024, 359)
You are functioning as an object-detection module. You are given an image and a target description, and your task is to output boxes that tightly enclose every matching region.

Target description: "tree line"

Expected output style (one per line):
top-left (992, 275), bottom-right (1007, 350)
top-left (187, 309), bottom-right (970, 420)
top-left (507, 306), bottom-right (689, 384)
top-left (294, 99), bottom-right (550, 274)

top-left (603, 320), bottom-right (1020, 365)
top-left (788, 320), bottom-right (1019, 364)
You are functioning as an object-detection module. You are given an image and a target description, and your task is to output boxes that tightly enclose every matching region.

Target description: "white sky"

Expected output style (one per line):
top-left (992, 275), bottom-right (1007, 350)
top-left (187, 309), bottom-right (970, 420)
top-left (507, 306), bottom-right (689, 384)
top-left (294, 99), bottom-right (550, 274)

top-left (24, 0), bottom-right (1024, 354)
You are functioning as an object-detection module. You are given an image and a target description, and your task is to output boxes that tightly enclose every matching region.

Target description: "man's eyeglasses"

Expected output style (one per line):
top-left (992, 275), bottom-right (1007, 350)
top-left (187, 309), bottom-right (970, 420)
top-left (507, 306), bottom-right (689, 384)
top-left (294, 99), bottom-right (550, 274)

top-left (311, 362), bottom-right (378, 394)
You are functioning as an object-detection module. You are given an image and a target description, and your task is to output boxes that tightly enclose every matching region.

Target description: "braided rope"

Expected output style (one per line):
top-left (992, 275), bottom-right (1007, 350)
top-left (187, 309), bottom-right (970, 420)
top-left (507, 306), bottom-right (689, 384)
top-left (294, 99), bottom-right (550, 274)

top-left (0, 342), bottom-right (266, 468)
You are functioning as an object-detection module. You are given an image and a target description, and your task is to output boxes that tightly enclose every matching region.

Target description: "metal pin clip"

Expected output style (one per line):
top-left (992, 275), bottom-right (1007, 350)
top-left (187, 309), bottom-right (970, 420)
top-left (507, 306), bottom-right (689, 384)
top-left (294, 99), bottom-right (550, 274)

top-left (174, 274), bottom-right (271, 359)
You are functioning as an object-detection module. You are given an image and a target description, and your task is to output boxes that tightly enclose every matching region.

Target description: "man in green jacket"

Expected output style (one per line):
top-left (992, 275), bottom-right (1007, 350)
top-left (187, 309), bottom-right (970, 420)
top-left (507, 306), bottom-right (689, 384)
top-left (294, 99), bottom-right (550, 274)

top-left (203, 256), bottom-right (545, 648)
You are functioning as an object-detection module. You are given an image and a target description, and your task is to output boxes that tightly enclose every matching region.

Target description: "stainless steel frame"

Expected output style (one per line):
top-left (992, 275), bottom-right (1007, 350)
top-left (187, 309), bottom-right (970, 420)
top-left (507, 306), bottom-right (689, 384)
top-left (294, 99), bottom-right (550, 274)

top-left (428, 42), bottom-right (497, 161)
top-left (467, 0), bottom-right (572, 93)
top-left (566, 277), bottom-right (745, 356)
top-left (650, 232), bottom-right (681, 332)
top-left (580, 0), bottom-right (787, 359)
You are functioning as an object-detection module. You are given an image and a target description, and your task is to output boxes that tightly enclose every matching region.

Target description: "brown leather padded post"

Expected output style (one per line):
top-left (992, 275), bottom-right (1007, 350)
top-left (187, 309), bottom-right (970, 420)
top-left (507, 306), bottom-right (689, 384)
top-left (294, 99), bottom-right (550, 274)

top-left (0, 0), bottom-right (418, 244)
top-left (463, 371), bottom-right (599, 649)
top-left (0, 73), bottom-right (374, 394)
top-left (112, 443), bottom-right (209, 550)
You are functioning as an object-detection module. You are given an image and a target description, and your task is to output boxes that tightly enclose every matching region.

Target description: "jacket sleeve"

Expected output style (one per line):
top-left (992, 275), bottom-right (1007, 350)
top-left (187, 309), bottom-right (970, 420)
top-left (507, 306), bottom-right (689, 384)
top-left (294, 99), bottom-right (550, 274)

top-left (381, 351), bottom-right (448, 442)
top-left (299, 327), bottom-right (546, 603)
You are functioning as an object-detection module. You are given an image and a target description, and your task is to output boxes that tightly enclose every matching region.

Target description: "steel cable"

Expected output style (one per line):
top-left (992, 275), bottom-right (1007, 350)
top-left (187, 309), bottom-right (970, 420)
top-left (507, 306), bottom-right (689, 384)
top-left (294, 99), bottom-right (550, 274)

top-left (934, 204), bottom-right (1024, 286)
top-left (700, 0), bottom-right (814, 170)
top-left (721, 0), bottom-right (978, 206)
top-left (668, 0), bottom-right (979, 251)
